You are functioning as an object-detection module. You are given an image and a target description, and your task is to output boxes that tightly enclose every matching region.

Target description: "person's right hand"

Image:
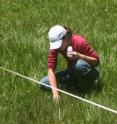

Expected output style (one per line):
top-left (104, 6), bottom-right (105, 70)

top-left (53, 91), bottom-right (60, 104)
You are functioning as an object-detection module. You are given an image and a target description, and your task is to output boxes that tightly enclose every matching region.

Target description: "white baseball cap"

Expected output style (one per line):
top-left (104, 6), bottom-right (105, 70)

top-left (48, 25), bottom-right (66, 49)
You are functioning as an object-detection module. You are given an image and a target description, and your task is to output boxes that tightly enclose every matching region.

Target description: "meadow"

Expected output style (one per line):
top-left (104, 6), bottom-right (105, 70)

top-left (0, 0), bottom-right (117, 123)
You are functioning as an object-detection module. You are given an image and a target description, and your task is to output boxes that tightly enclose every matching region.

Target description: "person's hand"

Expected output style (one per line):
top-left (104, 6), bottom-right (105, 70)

top-left (68, 51), bottom-right (80, 60)
top-left (53, 91), bottom-right (60, 104)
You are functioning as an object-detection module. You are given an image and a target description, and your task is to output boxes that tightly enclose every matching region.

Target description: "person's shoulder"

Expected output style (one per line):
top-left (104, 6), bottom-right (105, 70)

top-left (49, 49), bottom-right (56, 52)
top-left (72, 34), bottom-right (87, 44)
top-left (48, 49), bottom-right (58, 55)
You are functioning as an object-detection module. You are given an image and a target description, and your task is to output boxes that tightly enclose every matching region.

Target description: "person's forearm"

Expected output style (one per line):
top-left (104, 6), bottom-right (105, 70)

top-left (78, 53), bottom-right (99, 66)
top-left (48, 69), bottom-right (58, 95)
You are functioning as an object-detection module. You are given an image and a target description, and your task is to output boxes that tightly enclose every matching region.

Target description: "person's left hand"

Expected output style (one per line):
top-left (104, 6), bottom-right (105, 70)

top-left (68, 51), bottom-right (79, 60)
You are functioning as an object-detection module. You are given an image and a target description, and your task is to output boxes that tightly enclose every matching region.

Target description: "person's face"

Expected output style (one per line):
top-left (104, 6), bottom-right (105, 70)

top-left (58, 39), bottom-right (69, 51)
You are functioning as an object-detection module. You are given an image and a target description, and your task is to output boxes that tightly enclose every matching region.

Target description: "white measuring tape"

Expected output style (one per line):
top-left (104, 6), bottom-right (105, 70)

top-left (0, 66), bottom-right (117, 114)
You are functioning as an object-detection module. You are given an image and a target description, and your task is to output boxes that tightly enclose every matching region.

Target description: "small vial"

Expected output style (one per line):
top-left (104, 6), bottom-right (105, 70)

top-left (67, 46), bottom-right (73, 57)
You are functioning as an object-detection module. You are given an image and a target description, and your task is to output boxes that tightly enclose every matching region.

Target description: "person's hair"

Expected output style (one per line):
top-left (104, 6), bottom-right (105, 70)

top-left (62, 26), bottom-right (72, 41)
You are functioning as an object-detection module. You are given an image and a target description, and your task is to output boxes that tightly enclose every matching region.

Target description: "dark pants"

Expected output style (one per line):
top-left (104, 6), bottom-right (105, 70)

top-left (40, 59), bottom-right (99, 89)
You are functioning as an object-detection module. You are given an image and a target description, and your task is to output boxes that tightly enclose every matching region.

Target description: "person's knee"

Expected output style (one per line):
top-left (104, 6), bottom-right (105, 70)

top-left (75, 59), bottom-right (91, 76)
top-left (93, 68), bottom-right (100, 80)
top-left (40, 76), bottom-right (51, 90)
top-left (83, 68), bottom-right (100, 82)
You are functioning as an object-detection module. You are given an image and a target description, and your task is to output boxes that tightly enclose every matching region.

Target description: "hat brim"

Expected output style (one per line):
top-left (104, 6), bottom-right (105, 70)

top-left (50, 39), bottom-right (62, 49)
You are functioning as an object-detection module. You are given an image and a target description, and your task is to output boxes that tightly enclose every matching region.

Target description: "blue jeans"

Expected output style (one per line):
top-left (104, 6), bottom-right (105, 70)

top-left (40, 59), bottom-right (99, 89)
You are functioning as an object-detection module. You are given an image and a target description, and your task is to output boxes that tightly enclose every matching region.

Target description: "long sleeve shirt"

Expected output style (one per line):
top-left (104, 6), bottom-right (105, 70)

top-left (48, 34), bottom-right (99, 70)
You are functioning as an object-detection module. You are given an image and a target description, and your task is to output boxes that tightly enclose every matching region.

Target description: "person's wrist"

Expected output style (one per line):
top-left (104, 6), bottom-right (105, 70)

top-left (76, 52), bottom-right (80, 59)
top-left (52, 89), bottom-right (59, 95)
top-left (52, 89), bottom-right (59, 96)
top-left (79, 53), bottom-right (85, 59)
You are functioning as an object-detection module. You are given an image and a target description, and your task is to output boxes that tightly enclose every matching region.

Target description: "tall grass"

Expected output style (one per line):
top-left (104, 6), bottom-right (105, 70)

top-left (0, 0), bottom-right (117, 123)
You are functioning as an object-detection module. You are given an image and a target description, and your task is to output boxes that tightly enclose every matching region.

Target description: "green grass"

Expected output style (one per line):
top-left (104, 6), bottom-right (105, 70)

top-left (0, 0), bottom-right (117, 123)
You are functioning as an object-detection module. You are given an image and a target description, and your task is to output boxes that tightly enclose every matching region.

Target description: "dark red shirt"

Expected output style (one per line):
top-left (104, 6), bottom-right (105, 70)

top-left (48, 34), bottom-right (99, 70)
